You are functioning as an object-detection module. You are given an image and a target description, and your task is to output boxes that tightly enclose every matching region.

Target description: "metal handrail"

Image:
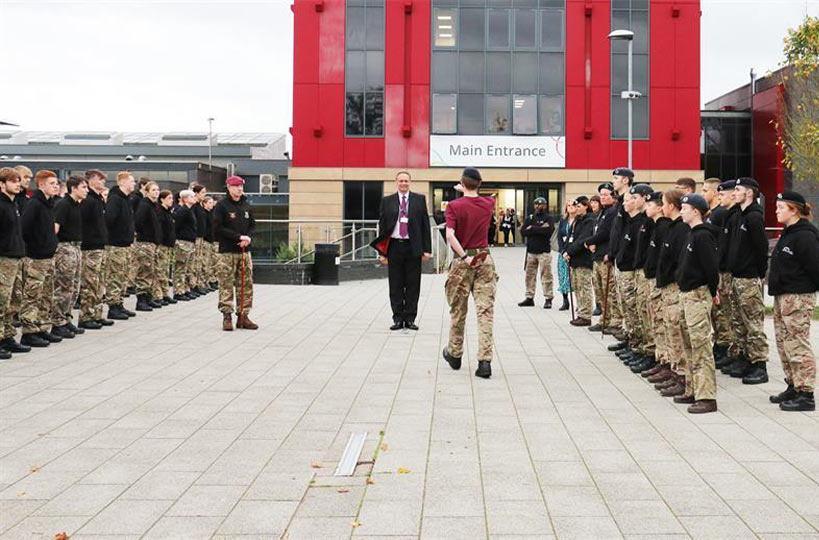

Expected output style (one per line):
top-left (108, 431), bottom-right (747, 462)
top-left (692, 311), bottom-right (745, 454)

top-left (283, 224), bottom-right (378, 264)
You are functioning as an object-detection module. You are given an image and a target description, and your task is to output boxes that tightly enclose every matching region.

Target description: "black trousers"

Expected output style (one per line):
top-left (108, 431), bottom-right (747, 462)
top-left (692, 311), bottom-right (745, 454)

top-left (387, 240), bottom-right (421, 324)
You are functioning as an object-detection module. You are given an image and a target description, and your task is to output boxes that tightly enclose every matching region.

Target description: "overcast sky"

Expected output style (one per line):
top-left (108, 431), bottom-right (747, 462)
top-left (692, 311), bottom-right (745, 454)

top-left (1, 0), bottom-right (818, 139)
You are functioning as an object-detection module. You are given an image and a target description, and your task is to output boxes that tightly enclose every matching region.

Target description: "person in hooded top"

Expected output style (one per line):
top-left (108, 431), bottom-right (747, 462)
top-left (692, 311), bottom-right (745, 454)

top-left (767, 191), bottom-right (819, 412)
top-left (564, 196), bottom-right (594, 326)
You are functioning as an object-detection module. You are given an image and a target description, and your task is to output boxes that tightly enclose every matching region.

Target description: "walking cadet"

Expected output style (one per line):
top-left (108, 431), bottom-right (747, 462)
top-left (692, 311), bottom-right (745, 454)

top-left (675, 194), bottom-right (720, 414)
top-left (565, 196), bottom-right (594, 326)
top-left (156, 190), bottom-right (177, 306)
top-left (768, 191), bottom-right (819, 411)
top-left (78, 170), bottom-right (111, 330)
top-left (213, 176), bottom-right (258, 331)
top-left (518, 197), bottom-right (555, 308)
top-left (51, 175), bottom-right (88, 338)
top-left (0, 168), bottom-right (30, 359)
top-left (441, 167), bottom-right (497, 379)
top-left (726, 177), bottom-right (770, 384)
top-left (173, 190), bottom-right (198, 301)
top-left (134, 182), bottom-right (162, 312)
top-left (105, 172), bottom-right (137, 321)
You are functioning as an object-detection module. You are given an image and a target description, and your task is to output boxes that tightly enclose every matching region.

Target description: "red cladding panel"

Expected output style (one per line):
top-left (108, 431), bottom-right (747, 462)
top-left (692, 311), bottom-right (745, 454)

top-left (292, 83), bottom-right (319, 166)
top-left (753, 85), bottom-right (786, 226)
top-left (317, 83), bottom-right (345, 166)
top-left (319, 0), bottom-right (345, 84)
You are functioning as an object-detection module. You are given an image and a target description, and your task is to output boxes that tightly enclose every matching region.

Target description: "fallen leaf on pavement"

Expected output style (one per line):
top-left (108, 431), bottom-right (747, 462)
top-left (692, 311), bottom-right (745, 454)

top-left (29, 466), bottom-right (40, 473)
top-left (366, 477), bottom-right (375, 485)
top-left (54, 533), bottom-right (68, 540)
top-left (380, 443), bottom-right (389, 451)
top-left (397, 467), bottom-right (410, 474)
top-left (351, 521), bottom-right (361, 528)
top-left (337, 487), bottom-right (349, 493)
top-left (310, 462), bottom-right (322, 468)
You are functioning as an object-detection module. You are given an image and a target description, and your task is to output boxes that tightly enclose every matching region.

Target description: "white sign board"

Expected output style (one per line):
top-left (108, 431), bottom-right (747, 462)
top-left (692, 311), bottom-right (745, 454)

top-left (430, 135), bottom-right (566, 168)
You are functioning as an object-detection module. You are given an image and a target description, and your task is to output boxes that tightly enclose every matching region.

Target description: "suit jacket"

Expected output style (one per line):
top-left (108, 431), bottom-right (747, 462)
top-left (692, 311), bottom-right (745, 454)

top-left (370, 191), bottom-right (432, 258)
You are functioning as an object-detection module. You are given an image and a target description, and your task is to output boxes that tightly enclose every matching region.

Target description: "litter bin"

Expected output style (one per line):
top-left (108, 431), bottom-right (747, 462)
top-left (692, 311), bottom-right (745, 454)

top-left (313, 243), bottom-right (340, 285)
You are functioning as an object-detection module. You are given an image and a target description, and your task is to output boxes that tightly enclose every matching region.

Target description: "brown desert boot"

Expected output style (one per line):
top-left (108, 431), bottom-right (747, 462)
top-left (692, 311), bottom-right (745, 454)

top-left (688, 399), bottom-right (718, 414)
top-left (673, 394), bottom-right (695, 404)
top-left (641, 364), bottom-right (664, 378)
top-left (648, 368), bottom-right (674, 384)
top-left (660, 380), bottom-right (686, 397)
top-left (222, 313), bottom-right (233, 332)
top-left (570, 318), bottom-right (591, 327)
top-left (236, 313), bottom-right (259, 330)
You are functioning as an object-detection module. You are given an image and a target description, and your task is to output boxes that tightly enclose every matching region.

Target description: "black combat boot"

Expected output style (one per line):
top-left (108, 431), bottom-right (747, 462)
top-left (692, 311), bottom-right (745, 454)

top-left (770, 383), bottom-right (797, 404)
top-left (0, 347), bottom-right (9, 360)
top-left (713, 343), bottom-right (729, 363)
top-left (728, 357), bottom-right (752, 378)
top-left (607, 340), bottom-right (628, 352)
top-left (50, 325), bottom-right (75, 339)
top-left (66, 322), bottom-right (84, 335)
top-left (543, 299), bottom-right (552, 309)
top-left (135, 294), bottom-right (153, 312)
top-left (40, 331), bottom-right (62, 343)
top-left (475, 361), bottom-right (492, 379)
top-left (0, 337), bottom-right (30, 353)
top-left (518, 298), bottom-right (535, 307)
top-left (78, 320), bottom-right (103, 330)
top-left (442, 347), bottom-right (462, 371)
top-left (742, 362), bottom-right (768, 385)
top-left (592, 304), bottom-right (602, 317)
top-left (558, 294), bottom-right (570, 311)
top-left (149, 298), bottom-right (163, 309)
top-left (780, 391), bottom-right (816, 412)
top-left (107, 305), bottom-right (129, 321)
top-left (20, 333), bottom-right (50, 348)
top-left (164, 296), bottom-right (178, 305)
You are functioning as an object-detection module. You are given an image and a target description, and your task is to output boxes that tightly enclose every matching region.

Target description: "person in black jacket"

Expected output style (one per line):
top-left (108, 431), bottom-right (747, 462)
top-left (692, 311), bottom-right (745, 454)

top-left (565, 197), bottom-right (594, 326)
top-left (631, 187), bottom-right (657, 374)
top-left (104, 172), bottom-right (137, 320)
top-left (586, 183), bottom-right (620, 333)
top-left (155, 190), bottom-right (178, 306)
top-left (51, 175), bottom-right (88, 339)
top-left (204, 196), bottom-right (219, 291)
top-left (191, 184), bottom-right (210, 296)
top-left (726, 177), bottom-right (770, 384)
top-left (133, 182), bottom-right (162, 312)
top-left (675, 194), bottom-right (720, 414)
top-left (172, 190), bottom-right (198, 301)
top-left (213, 176), bottom-right (257, 331)
top-left (768, 191), bottom-right (819, 411)
top-left (0, 167), bottom-right (30, 359)
top-left (519, 197), bottom-right (555, 308)
top-left (710, 180), bottom-right (738, 369)
top-left (126, 177), bottom-right (149, 294)
top-left (606, 167), bottom-right (635, 343)
top-left (18, 170), bottom-right (63, 348)
top-left (77, 170), bottom-right (111, 329)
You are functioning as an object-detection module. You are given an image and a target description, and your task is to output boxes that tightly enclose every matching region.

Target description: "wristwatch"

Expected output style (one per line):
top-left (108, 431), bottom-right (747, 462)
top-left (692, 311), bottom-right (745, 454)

top-left (460, 254), bottom-right (468, 260)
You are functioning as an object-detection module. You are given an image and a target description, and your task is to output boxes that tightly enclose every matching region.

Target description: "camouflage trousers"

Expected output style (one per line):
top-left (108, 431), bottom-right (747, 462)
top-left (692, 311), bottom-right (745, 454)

top-left (445, 255), bottom-right (498, 362)
top-left (571, 266), bottom-right (593, 319)
top-left (134, 242), bottom-right (158, 297)
top-left (79, 250), bottom-right (106, 323)
top-left (218, 251), bottom-right (254, 314)
top-left (524, 252), bottom-right (553, 300)
top-left (635, 272), bottom-right (655, 357)
top-left (194, 238), bottom-right (206, 289)
top-left (648, 279), bottom-right (670, 366)
top-left (105, 245), bottom-right (131, 306)
top-left (127, 244), bottom-right (137, 288)
top-left (51, 242), bottom-right (81, 327)
top-left (174, 240), bottom-right (195, 295)
top-left (619, 270), bottom-right (643, 352)
top-left (208, 242), bottom-right (219, 284)
top-left (731, 277), bottom-right (769, 364)
top-left (713, 272), bottom-right (735, 352)
top-left (661, 283), bottom-right (687, 377)
top-left (596, 261), bottom-right (621, 328)
top-left (680, 286), bottom-right (716, 400)
top-left (153, 246), bottom-right (173, 300)
top-left (20, 257), bottom-right (55, 334)
top-left (0, 257), bottom-right (22, 340)
top-left (773, 293), bottom-right (817, 392)
top-left (4, 261), bottom-right (24, 338)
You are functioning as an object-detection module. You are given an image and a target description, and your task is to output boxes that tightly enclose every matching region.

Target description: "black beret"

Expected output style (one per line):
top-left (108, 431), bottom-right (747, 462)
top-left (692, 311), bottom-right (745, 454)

top-left (717, 180), bottom-right (736, 192)
top-left (462, 167), bottom-right (482, 182)
top-left (597, 182), bottom-right (614, 193)
top-left (612, 167), bottom-right (634, 178)
top-left (533, 197), bottom-right (547, 205)
top-left (629, 183), bottom-right (653, 197)
top-left (777, 190), bottom-right (807, 206)
top-left (573, 196), bottom-right (590, 206)
top-left (681, 194), bottom-right (709, 214)
top-left (735, 177), bottom-right (759, 190)
top-left (647, 191), bottom-right (663, 203)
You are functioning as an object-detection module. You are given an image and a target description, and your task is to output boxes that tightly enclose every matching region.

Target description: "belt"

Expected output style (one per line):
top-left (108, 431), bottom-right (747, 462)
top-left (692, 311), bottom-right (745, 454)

top-left (391, 238), bottom-right (410, 243)
top-left (465, 248), bottom-right (490, 256)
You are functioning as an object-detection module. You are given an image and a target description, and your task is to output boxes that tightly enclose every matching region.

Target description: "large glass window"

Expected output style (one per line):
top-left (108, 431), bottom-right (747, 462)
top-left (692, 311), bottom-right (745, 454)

top-left (513, 94), bottom-right (537, 134)
top-left (433, 94), bottom-right (458, 133)
top-left (486, 95), bottom-right (510, 133)
top-left (346, 0), bottom-right (384, 136)
top-left (434, 8), bottom-right (458, 47)
top-left (611, 0), bottom-right (649, 139)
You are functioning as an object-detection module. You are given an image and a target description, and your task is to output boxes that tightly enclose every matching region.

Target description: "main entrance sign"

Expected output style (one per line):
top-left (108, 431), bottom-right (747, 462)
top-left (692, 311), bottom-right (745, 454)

top-left (430, 135), bottom-right (566, 168)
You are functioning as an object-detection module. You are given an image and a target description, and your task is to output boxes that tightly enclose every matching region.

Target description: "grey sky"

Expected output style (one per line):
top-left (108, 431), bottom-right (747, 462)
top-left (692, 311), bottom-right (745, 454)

top-left (1, 0), bottom-right (818, 137)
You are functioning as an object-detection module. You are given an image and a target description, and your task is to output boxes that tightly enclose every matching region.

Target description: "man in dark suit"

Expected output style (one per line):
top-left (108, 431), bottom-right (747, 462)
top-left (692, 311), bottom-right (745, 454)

top-left (371, 171), bottom-right (432, 331)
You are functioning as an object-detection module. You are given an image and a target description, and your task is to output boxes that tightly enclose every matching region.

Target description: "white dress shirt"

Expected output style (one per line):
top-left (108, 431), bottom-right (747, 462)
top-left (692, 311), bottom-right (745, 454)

top-left (391, 192), bottom-right (410, 239)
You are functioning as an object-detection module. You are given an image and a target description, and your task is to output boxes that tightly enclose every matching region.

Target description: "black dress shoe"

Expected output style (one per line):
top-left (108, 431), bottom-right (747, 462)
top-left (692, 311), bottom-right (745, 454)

top-left (543, 299), bottom-right (552, 309)
top-left (405, 322), bottom-right (419, 331)
top-left (96, 318), bottom-right (114, 327)
top-left (66, 322), bottom-right (85, 335)
top-left (79, 320), bottom-right (103, 330)
top-left (1, 338), bottom-right (30, 353)
top-left (20, 333), bottom-right (49, 348)
top-left (742, 363), bottom-right (769, 385)
top-left (518, 298), bottom-right (535, 307)
top-left (390, 322), bottom-right (404, 331)
top-left (475, 360), bottom-right (492, 379)
top-left (443, 347), bottom-right (462, 370)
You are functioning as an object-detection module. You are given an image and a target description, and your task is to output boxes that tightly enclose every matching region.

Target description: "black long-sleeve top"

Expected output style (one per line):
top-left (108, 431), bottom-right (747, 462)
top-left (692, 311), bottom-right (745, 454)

top-left (213, 195), bottom-right (256, 253)
top-left (656, 217), bottom-right (690, 288)
top-left (159, 206), bottom-right (176, 248)
top-left (706, 205), bottom-right (728, 229)
top-left (727, 201), bottom-right (769, 279)
top-left (14, 192), bottom-right (28, 215)
top-left (105, 186), bottom-right (135, 247)
top-left (585, 203), bottom-right (616, 262)
top-left (607, 195), bottom-right (626, 260)
top-left (173, 205), bottom-right (198, 242)
top-left (134, 197), bottom-right (161, 244)
top-left (130, 191), bottom-right (143, 215)
top-left (193, 203), bottom-right (208, 238)
top-left (717, 205), bottom-right (739, 272)
top-left (81, 188), bottom-right (107, 251)
top-left (204, 209), bottom-right (216, 243)
top-left (676, 223), bottom-right (720, 297)
top-left (0, 193), bottom-right (25, 258)
top-left (54, 195), bottom-right (82, 243)
top-left (566, 213), bottom-right (594, 269)
top-left (768, 219), bottom-right (819, 296)
top-left (21, 190), bottom-right (58, 259)
top-left (521, 211), bottom-right (555, 254)
top-left (634, 216), bottom-right (654, 270)
top-left (615, 212), bottom-right (647, 271)
top-left (643, 217), bottom-right (672, 280)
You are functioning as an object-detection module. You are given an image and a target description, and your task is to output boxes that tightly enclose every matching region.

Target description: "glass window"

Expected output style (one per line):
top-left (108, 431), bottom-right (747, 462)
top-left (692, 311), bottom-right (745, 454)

top-left (432, 52), bottom-right (458, 92)
top-left (540, 9), bottom-right (563, 50)
top-left (346, 93), bottom-right (364, 135)
top-left (611, 54), bottom-right (647, 95)
top-left (512, 52), bottom-right (538, 93)
top-left (459, 52), bottom-right (485, 92)
top-left (346, 51), bottom-right (365, 92)
top-left (489, 0), bottom-right (512, 6)
top-left (346, 7), bottom-right (366, 49)
top-left (610, 11), bottom-right (630, 53)
top-left (539, 0), bottom-right (564, 6)
top-left (539, 95), bottom-right (563, 135)
top-left (432, 93), bottom-right (457, 134)
top-left (487, 10), bottom-right (510, 49)
top-left (434, 9), bottom-right (458, 47)
top-left (514, 10), bottom-right (537, 49)
top-left (458, 94), bottom-right (484, 134)
top-left (366, 7), bottom-right (384, 49)
top-left (611, 96), bottom-right (648, 139)
top-left (513, 94), bottom-right (537, 134)
top-left (613, 0), bottom-right (630, 8)
top-left (365, 93), bottom-right (383, 135)
top-left (486, 52), bottom-right (511, 93)
top-left (366, 51), bottom-right (384, 91)
top-left (631, 11), bottom-right (648, 53)
top-left (538, 52), bottom-right (563, 95)
top-left (460, 9), bottom-right (485, 50)
top-left (486, 95), bottom-right (510, 134)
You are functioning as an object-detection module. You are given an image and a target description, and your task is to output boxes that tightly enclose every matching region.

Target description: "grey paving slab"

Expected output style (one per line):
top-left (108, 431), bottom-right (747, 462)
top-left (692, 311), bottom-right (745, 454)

top-left (0, 248), bottom-right (819, 538)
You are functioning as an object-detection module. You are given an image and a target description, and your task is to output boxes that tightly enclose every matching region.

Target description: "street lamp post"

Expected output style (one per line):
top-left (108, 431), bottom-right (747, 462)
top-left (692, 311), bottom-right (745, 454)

top-left (607, 29), bottom-right (638, 170)
top-left (207, 117), bottom-right (215, 176)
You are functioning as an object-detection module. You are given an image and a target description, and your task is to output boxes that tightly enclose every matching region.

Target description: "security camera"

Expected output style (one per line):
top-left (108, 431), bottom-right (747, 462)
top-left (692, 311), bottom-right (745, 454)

top-left (283, 151), bottom-right (291, 159)
top-left (124, 155), bottom-right (134, 161)
top-left (620, 90), bottom-right (643, 100)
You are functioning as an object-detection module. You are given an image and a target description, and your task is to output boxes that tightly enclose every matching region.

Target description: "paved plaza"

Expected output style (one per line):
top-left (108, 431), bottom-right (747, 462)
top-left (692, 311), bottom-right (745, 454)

top-left (1, 247), bottom-right (819, 539)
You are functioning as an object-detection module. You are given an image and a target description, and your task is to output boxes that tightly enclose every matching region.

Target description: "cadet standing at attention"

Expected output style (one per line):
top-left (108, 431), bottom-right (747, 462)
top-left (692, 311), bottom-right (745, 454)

top-left (585, 183), bottom-right (618, 333)
top-left (0, 168), bottom-right (29, 359)
top-left (442, 168), bottom-right (497, 379)
top-left (78, 170), bottom-right (111, 330)
top-left (565, 197), bottom-right (594, 326)
top-left (51, 175), bottom-right (88, 338)
top-left (133, 182), bottom-right (162, 311)
top-left (706, 180), bottom-right (735, 368)
top-left (518, 197), bottom-right (555, 309)
top-left (172, 190), bottom-right (199, 301)
top-left (105, 172), bottom-right (137, 321)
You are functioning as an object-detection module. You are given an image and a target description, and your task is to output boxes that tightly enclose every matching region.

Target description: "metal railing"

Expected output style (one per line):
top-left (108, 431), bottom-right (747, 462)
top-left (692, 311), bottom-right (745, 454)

top-left (255, 219), bottom-right (379, 264)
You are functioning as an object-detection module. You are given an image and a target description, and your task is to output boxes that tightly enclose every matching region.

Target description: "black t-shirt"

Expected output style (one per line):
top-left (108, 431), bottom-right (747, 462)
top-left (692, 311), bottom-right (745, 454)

top-left (54, 196), bottom-right (83, 242)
